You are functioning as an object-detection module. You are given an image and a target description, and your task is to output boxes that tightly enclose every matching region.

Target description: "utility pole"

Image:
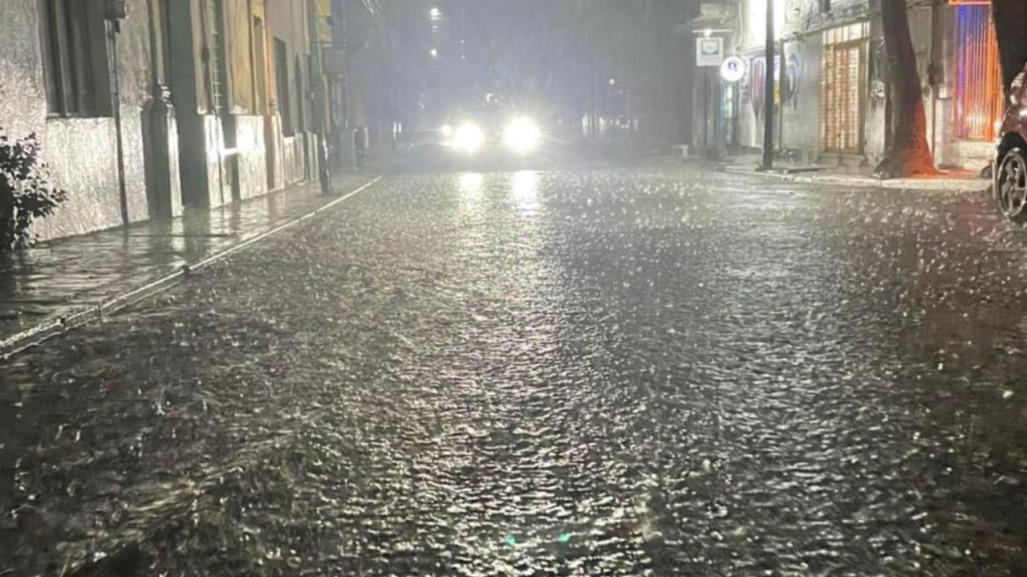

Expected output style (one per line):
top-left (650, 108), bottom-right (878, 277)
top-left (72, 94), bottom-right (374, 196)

top-left (760, 0), bottom-right (775, 170)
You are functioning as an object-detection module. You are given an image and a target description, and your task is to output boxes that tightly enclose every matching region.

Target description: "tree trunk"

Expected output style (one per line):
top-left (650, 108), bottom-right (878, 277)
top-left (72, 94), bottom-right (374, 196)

top-left (875, 0), bottom-right (935, 178)
top-left (993, 0), bottom-right (1027, 94)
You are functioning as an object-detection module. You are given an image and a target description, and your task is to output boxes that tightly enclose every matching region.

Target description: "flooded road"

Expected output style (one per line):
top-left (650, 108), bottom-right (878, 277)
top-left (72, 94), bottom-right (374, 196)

top-left (2, 163), bottom-right (1026, 576)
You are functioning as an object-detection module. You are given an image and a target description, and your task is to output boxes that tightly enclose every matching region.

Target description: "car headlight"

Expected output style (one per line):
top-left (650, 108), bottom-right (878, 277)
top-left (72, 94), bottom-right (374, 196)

top-left (440, 123), bottom-right (453, 138)
top-left (452, 122), bottom-right (485, 153)
top-left (503, 116), bottom-right (541, 154)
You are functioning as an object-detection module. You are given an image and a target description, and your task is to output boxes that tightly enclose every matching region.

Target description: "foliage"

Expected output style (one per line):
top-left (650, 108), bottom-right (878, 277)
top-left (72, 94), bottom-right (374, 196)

top-left (0, 130), bottom-right (67, 251)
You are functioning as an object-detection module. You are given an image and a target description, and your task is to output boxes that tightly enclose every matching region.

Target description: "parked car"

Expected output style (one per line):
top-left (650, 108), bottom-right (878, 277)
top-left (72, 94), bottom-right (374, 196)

top-left (994, 66), bottom-right (1027, 222)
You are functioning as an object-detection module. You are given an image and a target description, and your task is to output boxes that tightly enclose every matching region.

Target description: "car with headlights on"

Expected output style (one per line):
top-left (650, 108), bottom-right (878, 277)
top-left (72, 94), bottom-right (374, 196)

top-left (438, 112), bottom-right (544, 161)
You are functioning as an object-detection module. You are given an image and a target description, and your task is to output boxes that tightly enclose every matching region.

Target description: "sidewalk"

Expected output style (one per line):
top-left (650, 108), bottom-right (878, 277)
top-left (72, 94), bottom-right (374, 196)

top-left (705, 153), bottom-right (991, 194)
top-left (0, 172), bottom-right (380, 358)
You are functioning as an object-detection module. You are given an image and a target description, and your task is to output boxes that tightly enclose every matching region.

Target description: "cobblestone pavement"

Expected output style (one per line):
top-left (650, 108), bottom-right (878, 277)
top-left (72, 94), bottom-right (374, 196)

top-left (0, 174), bottom-right (373, 348)
top-left (1, 161), bottom-right (1026, 576)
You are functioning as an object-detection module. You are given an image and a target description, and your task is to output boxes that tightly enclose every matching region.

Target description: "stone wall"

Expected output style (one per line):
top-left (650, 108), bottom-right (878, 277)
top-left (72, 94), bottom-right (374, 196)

top-left (0, 0), bottom-right (164, 241)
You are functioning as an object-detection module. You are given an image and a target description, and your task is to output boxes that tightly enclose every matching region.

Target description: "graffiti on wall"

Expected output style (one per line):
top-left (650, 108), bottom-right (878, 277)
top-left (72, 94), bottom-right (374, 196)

top-left (750, 56), bottom-right (772, 118)
top-left (749, 52), bottom-right (802, 117)
top-left (784, 53), bottom-right (801, 110)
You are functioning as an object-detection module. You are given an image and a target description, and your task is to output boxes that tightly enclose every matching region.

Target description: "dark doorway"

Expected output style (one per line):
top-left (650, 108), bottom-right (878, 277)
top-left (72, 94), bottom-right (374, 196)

top-left (274, 38), bottom-right (292, 135)
top-left (255, 17), bottom-right (275, 189)
top-left (295, 55), bottom-right (309, 179)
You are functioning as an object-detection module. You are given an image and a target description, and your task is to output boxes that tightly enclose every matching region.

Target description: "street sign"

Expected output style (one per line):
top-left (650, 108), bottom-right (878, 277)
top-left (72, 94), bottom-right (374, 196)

top-left (720, 56), bottom-right (745, 82)
top-left (696, 37), bottom-right (724, 67)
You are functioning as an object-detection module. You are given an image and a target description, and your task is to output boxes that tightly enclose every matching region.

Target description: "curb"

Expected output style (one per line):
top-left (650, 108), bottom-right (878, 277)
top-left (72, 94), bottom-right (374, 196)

top-left (0, 175), bottom-right (383, 361)
top-left (721, 165), bottom-right (990, 194)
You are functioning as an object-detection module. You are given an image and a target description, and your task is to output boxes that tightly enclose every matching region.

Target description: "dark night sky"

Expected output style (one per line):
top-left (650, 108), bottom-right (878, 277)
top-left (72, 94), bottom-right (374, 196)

top-left (375, 0), bottom-right (698, 124)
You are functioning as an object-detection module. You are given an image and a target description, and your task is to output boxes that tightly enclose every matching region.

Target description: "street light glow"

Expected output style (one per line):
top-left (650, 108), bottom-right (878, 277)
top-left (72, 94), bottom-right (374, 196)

top-left (430, 47), bottom-right (438, 58)
top-left (430, 6), bottom-right (442, 20)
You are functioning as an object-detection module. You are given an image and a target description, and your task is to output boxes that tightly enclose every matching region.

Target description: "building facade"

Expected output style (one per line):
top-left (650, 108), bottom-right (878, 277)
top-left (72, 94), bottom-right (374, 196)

top-left (0, 0), bottom-right (172, 239)
top-left (695, 0), bottom-right (1004, 172)
top-left (722, 0), bottom-right (886, 166)
top-left (0, 0), bottom-right (335, 243)
top-left (165, 0), bottom-right (325, 208)
top-left (934, 0), bottom-right (1004, 170)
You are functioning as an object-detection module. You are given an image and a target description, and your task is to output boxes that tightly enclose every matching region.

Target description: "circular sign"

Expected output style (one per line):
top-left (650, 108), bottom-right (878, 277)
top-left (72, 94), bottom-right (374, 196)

top-left (720, 56), bottom-right (746, 83)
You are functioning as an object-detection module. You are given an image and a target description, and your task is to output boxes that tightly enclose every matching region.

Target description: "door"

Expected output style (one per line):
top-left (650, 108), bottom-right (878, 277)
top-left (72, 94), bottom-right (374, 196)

top-left (821, 23), bottom-right (868, 153)
top-left (144, 0), bottom-right (179, 218)
top-left (274, 38), bottom-right (291, 135)
top-left (254, 16), bottom-right (275, 189)
top-left (295, 55), bottom-right (310, 179)
top-left (953, 5), bottom-right (1004, 141)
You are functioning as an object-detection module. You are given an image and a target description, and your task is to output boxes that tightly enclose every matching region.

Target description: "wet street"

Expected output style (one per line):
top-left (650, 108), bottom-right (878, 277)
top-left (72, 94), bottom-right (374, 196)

top-left (2, 157), bottom-right (1027, 576)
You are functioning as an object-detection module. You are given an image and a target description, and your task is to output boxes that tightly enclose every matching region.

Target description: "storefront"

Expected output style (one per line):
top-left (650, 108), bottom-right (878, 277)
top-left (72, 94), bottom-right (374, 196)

top-left (714, 0), bottom-right (1003, 171)
top-left (936, 0), bottom-right (1005, 170)
top-left (685, 2), bottom-right (738, 158)
top-left (729, 0), bottom-right (874, 163)
top-left (951, 2), bottom-right (1003, 142)
top-left (730, 0), bottom-right (786, 153)
top-left (820, 22), bottom-right (869, 153)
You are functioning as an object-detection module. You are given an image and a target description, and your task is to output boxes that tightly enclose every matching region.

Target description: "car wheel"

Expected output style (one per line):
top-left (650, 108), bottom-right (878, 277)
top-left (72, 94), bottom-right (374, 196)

top-left (996, 147), bottom-right (1027, 222)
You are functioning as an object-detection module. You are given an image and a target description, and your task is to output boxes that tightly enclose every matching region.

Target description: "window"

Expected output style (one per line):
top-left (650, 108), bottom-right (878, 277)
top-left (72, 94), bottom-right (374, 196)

top-left (38, 0), bottom-right (110, 117)
top-left (819, 0), bottom-right (830, 13)
top-left (274, 38), bottom-right (293, 135)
